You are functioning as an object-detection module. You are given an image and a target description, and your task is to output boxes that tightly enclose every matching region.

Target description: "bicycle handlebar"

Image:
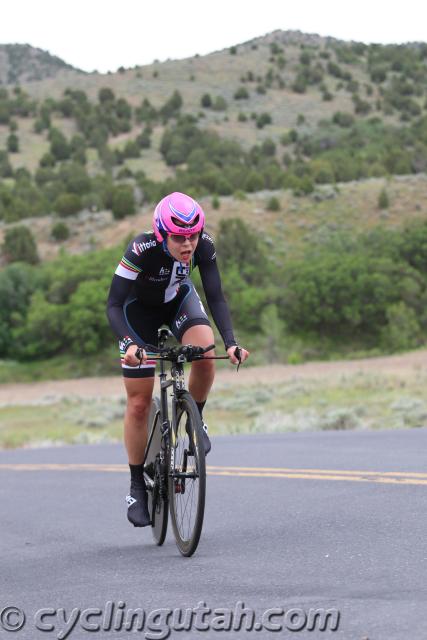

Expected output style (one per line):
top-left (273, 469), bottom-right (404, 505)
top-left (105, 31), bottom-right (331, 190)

top-left (135, 343), bottom-right (215, 361)
top-left (135, 343), bottom-right (242, 368)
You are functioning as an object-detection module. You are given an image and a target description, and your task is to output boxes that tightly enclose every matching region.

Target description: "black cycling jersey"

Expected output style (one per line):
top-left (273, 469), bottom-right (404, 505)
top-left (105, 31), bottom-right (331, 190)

top-left (106, 231), bottom-right (237, 350)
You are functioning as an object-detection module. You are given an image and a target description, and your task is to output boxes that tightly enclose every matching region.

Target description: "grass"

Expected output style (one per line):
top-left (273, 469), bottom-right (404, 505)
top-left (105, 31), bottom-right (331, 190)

top-left (1, 367), bottom-right (426, 449)
top-left (0, 350), bottom-right (119, 384)
top-left (205, 370), bottom-right (427, 435)
top-left (0, 402), bottom-right (123, 449)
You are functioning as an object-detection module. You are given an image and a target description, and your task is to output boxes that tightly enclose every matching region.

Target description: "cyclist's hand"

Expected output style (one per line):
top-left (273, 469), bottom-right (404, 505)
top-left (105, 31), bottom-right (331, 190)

top-left (227, 345), bottom-right (250, 365)
top-left (124, 344), bottom-right (147, 366)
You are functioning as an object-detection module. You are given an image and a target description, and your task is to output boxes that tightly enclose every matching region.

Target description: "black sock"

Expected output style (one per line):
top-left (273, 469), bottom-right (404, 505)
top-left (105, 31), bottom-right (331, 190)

top-left (129, 463), bottom-right (145, 486)
top-left (196, 401), bottom-right (206, 419)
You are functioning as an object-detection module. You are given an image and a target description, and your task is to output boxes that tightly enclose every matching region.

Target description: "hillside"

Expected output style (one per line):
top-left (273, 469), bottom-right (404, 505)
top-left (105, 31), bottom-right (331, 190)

top-left (0, 44), bottom-right (85, 85)
top-left (1, 173), bottom-right (426, 264)
top-left (14, 29), bottom-right (427, 140)
top-left (1, 28), bottom-right (427, 258)
top-left (1, 30), bottom-right (427, 370)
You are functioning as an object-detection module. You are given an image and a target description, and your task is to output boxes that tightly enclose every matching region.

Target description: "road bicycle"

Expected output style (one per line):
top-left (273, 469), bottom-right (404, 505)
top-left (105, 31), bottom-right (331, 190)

top-left (139, 328), bottom-right (239, 557)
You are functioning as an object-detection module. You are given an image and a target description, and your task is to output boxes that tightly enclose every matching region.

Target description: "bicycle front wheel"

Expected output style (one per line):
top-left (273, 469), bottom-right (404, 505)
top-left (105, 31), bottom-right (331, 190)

top-left (169, 392), bottom-right (206, 556)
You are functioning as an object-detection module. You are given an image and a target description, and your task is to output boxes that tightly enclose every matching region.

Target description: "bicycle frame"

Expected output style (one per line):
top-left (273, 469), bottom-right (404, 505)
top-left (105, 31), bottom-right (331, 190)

top-left (143, 334), bottom-right (189, 475)
top-left (142, 331), bottom-right (235, 480)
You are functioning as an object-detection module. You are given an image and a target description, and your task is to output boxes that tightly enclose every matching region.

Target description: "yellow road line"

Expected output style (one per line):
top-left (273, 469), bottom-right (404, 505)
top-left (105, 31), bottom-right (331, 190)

top-left (208, 465), bottom-right (427, 479)
top-left (0, 463), bottom-right (426, 486)
top-left (0, 463), bottom-right (126, 472)
top-left (207, 470), bottom-right (427, 486)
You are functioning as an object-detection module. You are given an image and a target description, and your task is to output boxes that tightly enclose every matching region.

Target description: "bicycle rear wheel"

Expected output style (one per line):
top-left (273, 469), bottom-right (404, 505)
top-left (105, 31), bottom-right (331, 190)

top-left (169, 392), bottom-right (206, 556)
top-left (145, 397), bottom-right (168, 546)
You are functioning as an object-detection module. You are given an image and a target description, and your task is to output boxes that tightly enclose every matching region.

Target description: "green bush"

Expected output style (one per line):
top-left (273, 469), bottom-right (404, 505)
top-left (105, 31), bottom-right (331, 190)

top-left (51, 222), bottom-right (70, 241)
top-left (0, 150), bottom-right (12, 177)
top-left (201, 94), bottom-right (212, 108)
top-left (13, 291), bottom-right (67, 358)
top-left (98, 87), bottom-right (115, 103)
top-left (291, 76), bottom-right (307, 93)
top-left (111, 185), bottom-right (135, 219)
top-left (64, 279), bottom-right (112, 354)
top-left (261, 139), bottom-right (276, 156)
top-left (39, 152), bottom-right (55, 168)
top-left (7, 133), bottom-right (19, 152)
top-left (0, 262), bottom-right (37, 354)
top-left (381, 302), bottom-right (423, 351)
top-left (332, 111), bottom-right (355, 127)
top-left (266, 196), bottom-right (281, 211)
top-left (378, 188), bottom-right (389, 209)
top-left (160, 90), bottom-right (183, 120)
top-left (2, 226), bottom-right (39, 264)
top-left (137, 128), bottom-right (151, 149)
top-left (49, 128), bottom-right (70, 161)
top-left (59, 163), bottom-right (91, 195)
top-left (234, 87), bottom-right (249, 100)
top-left (281, 130), bottom-right (298, 145)
top-left (256, 113), bottom-right (272, 129)
top-left (282, 248), bottom-right (424, 338)
top-left (244, 171), bottom-right (264, 192)
top-left (212, 96), bottom-right (227, 111)
top-left (211, 195), bottom-right (220, 209)
top-left (54, 193), bottom-right (82, 217)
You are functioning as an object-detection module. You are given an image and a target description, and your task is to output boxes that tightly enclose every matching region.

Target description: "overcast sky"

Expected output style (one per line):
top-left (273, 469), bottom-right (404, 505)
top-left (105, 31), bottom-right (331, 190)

top-left (1, 0), bottom-right (427, 73)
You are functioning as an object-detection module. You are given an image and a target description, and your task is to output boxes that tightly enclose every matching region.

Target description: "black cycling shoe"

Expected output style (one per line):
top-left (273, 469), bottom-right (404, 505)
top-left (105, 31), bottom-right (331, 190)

top-left (202, 422), bottom-right (211, 455)
top-left (126, 481), bottom-right (151, 527)
top-left (185, 419), bottom-right (211, 456)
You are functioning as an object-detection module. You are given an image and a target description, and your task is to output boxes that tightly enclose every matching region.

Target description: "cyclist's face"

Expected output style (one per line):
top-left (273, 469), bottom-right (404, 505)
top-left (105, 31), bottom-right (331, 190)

top-left (166, 232), bottom-right (200, 263)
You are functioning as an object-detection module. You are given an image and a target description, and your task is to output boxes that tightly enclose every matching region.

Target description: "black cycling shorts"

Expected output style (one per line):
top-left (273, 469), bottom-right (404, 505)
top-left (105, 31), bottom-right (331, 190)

top-left (120, 281), bottom-right (211, 378)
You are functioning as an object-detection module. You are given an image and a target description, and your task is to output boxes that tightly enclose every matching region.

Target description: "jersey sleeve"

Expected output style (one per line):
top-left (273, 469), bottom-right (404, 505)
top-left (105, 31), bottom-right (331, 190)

top-left (106, 237), bottom-right (145, 348)
top-left (106, 275), bottom-right (134, 344)
top-left (114, 239), bottom-right (145, 280)
top-left (196, 234), bottom-right (237, 350)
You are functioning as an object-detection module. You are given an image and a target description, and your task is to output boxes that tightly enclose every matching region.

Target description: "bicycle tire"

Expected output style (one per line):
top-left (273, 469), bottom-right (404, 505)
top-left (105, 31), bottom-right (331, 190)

top-left (145, 397), bottom-right (168, 546)
top-left (168, 392), bottom-right (206, 556)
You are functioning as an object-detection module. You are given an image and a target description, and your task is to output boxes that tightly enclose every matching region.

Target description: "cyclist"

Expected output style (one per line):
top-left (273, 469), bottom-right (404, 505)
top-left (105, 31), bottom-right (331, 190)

top-left (106, 192), bottom-right (249, 527)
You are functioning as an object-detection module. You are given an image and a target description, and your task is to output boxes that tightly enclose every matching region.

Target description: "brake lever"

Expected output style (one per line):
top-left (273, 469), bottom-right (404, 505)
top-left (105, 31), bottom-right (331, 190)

top-left (234, 346), bottom-right (242, 372)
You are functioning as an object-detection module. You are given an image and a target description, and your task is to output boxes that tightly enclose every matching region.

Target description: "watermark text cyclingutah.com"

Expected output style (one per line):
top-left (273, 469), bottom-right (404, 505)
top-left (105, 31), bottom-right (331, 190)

top-left (0, 600), bottom-right (340, 638)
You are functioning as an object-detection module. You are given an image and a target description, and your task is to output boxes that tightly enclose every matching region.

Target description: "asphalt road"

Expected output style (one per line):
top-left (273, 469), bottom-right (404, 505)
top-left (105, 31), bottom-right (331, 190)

top-left (1, 428), bottom-right (427, 640)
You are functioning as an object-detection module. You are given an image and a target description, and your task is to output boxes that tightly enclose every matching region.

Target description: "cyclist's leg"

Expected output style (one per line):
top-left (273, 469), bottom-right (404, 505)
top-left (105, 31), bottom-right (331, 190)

top-left (119, 299), bottom-right (163, 526)
top-left (169, 283), bottom-right (214, 454)
top-left (169, 282), bottom-right (215, 405)
top-left (181, 324), bottom-right (216, 404)
top-left (125, 376), bottom-right (155, 526)
top-left (124, 377), bottom-right (155, 464)
top-left (119, 297), bottom-right (160, 464)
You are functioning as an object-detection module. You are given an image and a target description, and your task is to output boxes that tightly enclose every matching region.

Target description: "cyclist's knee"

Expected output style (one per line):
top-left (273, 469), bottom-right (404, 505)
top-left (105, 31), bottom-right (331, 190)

top-left (191, 357), bottom-right (215, 376)
top-left (126, 395), bottom-right (151, 420)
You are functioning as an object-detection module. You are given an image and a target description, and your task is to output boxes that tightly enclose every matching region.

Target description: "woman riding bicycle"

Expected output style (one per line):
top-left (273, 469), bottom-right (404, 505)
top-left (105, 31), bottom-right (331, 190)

top-left (106, 191), bottom-right (249, 527)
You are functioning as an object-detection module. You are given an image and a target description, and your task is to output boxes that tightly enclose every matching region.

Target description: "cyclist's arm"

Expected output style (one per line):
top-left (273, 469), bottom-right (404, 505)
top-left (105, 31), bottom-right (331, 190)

top-left (106, 239), bottom-right (146, 352)
top-left (199, 259), bottom-right (237, 350)
top-left (106, 274), bottom-right (134, 342)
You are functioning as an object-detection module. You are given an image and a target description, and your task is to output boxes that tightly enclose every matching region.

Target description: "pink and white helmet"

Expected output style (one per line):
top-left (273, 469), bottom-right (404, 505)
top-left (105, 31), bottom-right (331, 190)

top-left (152, 192), bottom-right (205, 242)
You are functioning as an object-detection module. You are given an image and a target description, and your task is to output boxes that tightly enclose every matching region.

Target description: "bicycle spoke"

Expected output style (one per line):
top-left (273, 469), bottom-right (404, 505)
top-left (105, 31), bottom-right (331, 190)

top-left (169, 395), bottom-right (206, 555)
top-left (173, 412), bottom-right (201, 541)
